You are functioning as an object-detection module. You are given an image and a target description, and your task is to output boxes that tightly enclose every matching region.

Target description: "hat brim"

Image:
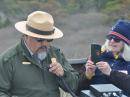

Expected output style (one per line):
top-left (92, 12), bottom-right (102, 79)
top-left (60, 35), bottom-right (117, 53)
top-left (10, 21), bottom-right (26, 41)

top-left (15, 21), bottom-right (63, 39)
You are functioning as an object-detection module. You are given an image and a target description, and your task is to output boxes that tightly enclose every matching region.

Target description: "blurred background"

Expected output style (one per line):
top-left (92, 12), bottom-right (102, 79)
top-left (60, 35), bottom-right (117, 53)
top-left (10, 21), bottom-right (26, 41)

top-left (0, 0), bottom-right (130, 59)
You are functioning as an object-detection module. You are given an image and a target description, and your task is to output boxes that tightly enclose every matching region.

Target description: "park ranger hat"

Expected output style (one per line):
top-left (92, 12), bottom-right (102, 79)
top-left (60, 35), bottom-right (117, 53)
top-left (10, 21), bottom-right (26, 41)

top-left (15, 11), bottom-right (63, 39)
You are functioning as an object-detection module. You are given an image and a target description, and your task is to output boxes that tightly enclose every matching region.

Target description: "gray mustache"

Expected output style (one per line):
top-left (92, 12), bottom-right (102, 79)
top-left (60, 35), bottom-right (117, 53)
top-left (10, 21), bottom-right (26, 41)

top-left (36, 46), bottom-right (48, 51)
top-left (38, 46), bottom-right (47, 50)
top-left (35, 46), bottom-right (49, 54)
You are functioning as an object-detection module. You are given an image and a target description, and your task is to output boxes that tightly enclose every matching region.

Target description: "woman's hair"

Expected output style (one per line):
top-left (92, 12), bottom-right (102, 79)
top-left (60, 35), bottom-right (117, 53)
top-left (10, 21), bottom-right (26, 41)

top-left (101, 40), bottom-right (111, 52)
top-left (122, 43), bottom-right (130, 61)
top-left (102, 39), bottom-right (130, 61)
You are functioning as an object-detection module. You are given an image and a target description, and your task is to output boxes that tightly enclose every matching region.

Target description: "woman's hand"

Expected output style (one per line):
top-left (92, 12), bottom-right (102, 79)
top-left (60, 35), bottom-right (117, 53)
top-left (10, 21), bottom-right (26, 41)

top-left (96, 61), bottom-right (111, 76)
top-left (85, 59), bottom-right (96, 79)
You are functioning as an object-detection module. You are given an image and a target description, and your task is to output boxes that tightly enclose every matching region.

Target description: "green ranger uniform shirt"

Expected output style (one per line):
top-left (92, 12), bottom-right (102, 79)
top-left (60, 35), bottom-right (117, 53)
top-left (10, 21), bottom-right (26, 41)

top-left (0, 41), bottom-right (79, 97)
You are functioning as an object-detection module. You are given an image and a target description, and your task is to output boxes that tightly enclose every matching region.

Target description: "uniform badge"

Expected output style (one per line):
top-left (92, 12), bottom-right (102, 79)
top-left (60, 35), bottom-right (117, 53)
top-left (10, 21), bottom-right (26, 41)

top-left (22, 61), bottom-right (31, 65)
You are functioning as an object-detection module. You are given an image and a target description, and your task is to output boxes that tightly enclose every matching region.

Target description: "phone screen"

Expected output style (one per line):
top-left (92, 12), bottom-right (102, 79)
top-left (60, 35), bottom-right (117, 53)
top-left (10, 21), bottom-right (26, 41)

top-left (91, 44), bottom-right (101, 64)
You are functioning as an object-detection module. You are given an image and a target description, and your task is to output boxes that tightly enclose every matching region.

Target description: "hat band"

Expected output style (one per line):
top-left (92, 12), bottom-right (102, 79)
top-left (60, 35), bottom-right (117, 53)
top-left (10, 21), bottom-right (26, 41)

top-left (26, 24), bottom-right (55, 35)
top-left (109, 31), bottom-right (130, 44)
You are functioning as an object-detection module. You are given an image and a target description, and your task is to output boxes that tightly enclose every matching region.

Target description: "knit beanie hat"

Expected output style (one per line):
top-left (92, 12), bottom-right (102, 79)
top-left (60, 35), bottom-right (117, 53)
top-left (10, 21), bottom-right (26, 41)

top-left (108, 20), bottom-right (130, 45)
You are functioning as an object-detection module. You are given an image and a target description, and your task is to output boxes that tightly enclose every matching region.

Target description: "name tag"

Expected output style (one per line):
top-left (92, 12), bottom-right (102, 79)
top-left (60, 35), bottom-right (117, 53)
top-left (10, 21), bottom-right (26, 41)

top-left (22, 61), bottom-right (31, 65)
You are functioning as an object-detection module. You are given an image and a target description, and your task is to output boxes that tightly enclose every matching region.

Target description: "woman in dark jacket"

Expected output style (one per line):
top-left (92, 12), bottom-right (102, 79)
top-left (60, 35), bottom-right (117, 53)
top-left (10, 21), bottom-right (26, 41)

top-left (112, 71), bottom-right (130, 95)
top-left (102, 66), bottom-right (130, 96)
top-left (76, 20), bottom-right (130, 96)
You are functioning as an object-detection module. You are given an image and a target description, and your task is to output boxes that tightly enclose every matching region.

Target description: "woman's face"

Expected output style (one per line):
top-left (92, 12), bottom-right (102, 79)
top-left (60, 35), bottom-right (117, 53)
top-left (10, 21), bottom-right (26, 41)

top-left (108, 38), bottom-right (124, 53)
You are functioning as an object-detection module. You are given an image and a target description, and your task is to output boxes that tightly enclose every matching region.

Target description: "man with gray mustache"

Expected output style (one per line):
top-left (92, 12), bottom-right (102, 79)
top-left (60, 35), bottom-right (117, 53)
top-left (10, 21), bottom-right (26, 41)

top-left (0, 11), bottom-right (79, 97)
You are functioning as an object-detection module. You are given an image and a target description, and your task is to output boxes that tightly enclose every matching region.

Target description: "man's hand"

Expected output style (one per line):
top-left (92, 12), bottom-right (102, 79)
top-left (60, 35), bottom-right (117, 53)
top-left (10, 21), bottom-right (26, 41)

top-left (49, 58), bottom-right (64, 76)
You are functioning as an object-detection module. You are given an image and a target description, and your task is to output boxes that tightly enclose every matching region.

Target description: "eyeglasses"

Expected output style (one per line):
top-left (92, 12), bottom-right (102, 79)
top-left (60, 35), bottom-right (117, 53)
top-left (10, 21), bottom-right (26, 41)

top-left (34, 38), bottom-right (53, 42)
top-left (107, 36), bottom-right (122, 42)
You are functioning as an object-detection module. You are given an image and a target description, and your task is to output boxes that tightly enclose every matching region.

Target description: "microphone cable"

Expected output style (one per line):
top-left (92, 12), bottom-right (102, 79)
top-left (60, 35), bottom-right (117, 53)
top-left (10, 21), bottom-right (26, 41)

top-left (58, 76), bottom-right (79, 97)
top-left (46, 65), bottom-right (78, 97)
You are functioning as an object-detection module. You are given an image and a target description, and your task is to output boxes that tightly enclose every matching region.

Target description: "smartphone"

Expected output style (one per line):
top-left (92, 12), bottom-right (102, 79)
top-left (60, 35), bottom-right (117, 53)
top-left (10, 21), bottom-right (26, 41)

top-left (91, 44), bottom-right (101, 64)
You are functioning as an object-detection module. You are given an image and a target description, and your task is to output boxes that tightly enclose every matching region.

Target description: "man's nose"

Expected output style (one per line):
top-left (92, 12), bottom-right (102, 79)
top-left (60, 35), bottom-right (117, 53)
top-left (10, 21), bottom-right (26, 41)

top-left (41, 40), bottom-right (48, 45)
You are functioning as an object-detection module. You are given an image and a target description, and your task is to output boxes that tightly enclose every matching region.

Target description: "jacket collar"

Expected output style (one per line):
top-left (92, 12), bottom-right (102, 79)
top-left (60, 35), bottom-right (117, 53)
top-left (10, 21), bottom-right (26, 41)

top-left (102, 51), bottom-right (123, 60)
top-left (19, 39), bottom-right (56, 69)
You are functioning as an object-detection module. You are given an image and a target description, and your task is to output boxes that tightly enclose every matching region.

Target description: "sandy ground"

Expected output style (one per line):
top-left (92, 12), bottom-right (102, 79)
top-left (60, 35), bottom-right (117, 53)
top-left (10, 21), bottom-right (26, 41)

top-left (0, 12), bottom-right (110, 59)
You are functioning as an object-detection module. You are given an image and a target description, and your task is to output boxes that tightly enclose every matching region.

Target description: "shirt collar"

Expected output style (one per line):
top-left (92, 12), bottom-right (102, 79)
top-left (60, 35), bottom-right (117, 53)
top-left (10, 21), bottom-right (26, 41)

top-left (24, 40), bottom-right (33, 56)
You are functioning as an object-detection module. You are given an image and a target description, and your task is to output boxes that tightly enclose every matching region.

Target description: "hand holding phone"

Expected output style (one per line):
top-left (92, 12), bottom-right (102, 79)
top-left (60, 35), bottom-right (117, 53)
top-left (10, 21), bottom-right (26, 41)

top-left (91, 44), bottom-right (101, 64)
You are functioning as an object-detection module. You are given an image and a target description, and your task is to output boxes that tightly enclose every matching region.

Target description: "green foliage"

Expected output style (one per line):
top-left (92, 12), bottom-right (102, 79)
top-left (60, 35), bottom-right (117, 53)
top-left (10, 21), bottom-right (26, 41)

top-left (0, 17), bottom-right (10, 28)
top-left (102, 0), bottom-right (122, 14)
top-left (63, 0), bottom-right (80, 14)
top-left (94, 0), bottom-right (108, 11)
top-left (4, 0), bottom-right (21, 15)
top-left (99, 0), bottom-right (128, 22)
top-left (77, 0), bottom-right (94, 12)
top-left (0, 0), bottom-right (130, 27)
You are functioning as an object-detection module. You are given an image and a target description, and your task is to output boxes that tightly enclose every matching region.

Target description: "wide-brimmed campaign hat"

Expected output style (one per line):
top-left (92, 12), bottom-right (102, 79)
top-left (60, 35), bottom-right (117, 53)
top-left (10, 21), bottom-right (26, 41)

top-left (15, 11), bottom-right (63, 39)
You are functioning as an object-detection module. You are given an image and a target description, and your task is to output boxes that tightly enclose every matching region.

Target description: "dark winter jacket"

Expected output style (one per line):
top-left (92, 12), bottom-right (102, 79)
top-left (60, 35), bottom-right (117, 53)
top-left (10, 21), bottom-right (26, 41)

top-left (110, 70), bottom-right (130, 96)
top-left (76, 51), bottom-right (130, 96)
